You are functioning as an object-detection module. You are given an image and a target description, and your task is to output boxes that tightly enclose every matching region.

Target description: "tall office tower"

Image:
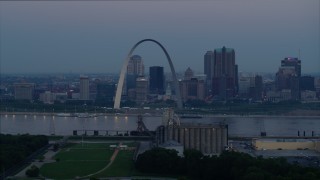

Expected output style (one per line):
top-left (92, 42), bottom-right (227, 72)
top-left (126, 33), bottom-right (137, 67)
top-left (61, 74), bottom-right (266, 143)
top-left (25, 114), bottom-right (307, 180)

top-left (135, 77), bottom-right (148, 104)
top-left (126, 55), bottom-right (145, 95)
top-left (276, 57), bottom-right (301, 100)
top-left (276, 67), bottom-right (300, 100)
top-left (204, 51), bottom-right (214, 81)
top-left (281, 57), bottom-right (301, 77)
top-left (127, 55), bottom-right (144, 76)
top-left (212, 46), bottom-right (237, 100)
top-left (253, 75), bottom-right (263, 100)
top-left (234, 64), bottom-right (239, 94)
top-left (204, 51), bottom-right (214, 96)
top-left (14, 83), bottom-right (35, 100)
top-left (149, 66), bottom-right (165, 95)
top-left (80, 76), bottom-right (90, 100)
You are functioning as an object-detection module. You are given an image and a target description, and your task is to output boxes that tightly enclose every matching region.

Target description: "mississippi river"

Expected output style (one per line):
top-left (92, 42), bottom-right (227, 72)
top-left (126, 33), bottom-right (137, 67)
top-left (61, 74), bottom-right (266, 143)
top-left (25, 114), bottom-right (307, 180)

top-left (1, 114), bottom-right (319, 137)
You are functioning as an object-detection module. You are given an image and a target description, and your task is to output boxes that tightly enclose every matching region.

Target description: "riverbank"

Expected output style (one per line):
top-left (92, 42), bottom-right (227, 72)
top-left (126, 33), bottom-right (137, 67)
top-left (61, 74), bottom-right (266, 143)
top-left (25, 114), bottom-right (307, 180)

top-left (1, 111), bottom-right (320, 118)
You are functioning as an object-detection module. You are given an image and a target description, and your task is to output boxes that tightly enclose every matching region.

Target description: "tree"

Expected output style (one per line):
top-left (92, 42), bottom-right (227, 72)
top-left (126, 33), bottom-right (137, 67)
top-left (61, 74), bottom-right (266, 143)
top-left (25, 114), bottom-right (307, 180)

top-left (135, 147), bottom-right (181, 174)
top-left (25, 165), bottom-right (39, 177)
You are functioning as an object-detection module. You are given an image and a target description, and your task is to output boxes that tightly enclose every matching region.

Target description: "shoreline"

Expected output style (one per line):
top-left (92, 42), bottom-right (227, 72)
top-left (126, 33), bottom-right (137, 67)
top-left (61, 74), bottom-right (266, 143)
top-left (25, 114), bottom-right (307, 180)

top-left (1, 111), bottom-right (320, 118)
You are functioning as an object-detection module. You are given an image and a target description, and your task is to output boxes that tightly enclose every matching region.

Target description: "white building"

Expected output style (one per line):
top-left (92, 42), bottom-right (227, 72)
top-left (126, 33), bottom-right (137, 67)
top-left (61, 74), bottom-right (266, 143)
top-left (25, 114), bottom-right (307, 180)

top-left (39, 91), bottom-right (55, 104)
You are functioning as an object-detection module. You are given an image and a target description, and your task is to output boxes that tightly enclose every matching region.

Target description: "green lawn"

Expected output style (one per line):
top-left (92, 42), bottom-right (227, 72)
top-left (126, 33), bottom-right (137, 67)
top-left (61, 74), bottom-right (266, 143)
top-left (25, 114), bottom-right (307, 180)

top-left (122, 142), bottom-right (138, 147)
top-left (93, 149), bottom-right (176, 178)
top-left (72, 143), bottom-right (115, 149)
top-left (41, 161), bottom-right (107, 179)
top-left (40, 143), bottom-right (114, 179)
top-left (94, 150), bottom-right (136, 178)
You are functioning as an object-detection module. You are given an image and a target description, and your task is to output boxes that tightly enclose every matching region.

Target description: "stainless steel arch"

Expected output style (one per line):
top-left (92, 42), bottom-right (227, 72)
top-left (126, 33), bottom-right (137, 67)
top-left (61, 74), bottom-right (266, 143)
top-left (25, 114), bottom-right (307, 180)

top-left (113, 39), bottom-right (183, 109)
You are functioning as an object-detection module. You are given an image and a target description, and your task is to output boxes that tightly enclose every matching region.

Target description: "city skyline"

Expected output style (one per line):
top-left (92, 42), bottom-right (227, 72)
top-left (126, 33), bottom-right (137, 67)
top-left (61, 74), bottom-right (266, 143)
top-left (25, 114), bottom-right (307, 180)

top-left (0, 0), bottom-right (319, 74)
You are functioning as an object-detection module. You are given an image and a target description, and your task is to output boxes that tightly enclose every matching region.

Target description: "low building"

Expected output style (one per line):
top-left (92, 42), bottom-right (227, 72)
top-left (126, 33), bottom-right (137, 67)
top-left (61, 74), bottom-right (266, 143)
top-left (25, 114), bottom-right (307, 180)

top-left (14, 83), bottom-right (35, 100)
top-left (159, 140), bottom-right (184, 157)
top-left (39, 91), bottom-right (55, 104)
top-left (301, 90), bottom-right (318, 102)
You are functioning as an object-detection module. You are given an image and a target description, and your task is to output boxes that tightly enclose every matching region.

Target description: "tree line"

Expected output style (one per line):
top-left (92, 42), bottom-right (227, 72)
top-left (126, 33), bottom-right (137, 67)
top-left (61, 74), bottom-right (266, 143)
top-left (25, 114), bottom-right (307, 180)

top-left (135, 148), bottom-right (320, 180)
top-left (0, 134), bottom-right (48, 170)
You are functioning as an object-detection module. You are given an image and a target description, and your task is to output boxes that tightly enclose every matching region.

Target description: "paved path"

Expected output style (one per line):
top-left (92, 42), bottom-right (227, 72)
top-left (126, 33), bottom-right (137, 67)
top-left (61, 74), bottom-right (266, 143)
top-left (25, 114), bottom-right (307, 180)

top-left (80, 142), bottom-right (122, 179)
top-left (14, 148), bottom-right (59, 178)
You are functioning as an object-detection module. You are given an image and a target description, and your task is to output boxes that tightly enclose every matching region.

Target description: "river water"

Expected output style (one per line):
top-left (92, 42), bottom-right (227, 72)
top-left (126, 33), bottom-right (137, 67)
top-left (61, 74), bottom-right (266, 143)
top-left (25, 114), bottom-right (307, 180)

top-left (1, 114), bottom-right (319, 137)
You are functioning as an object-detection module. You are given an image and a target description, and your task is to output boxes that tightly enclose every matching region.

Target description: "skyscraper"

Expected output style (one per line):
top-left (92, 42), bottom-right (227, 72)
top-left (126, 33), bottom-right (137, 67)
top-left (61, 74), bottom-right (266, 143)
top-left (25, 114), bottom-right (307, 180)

top-left (281, 57), bottom-right (301, 77)
top-left (127, 55), bottom-right (144, 76)
top-left (149, 66), bottom-right (165, 95)
top-left (80, 76), bottom-right (89, 100)
top-left (276, 60), bottom-right (300, 100)
top-left (204, 51), bottom-right (214, 81)
top-left (135, 77), bottom-right (148, 104)
top-left (126, 55), bottom-right (145, 95)
top-left (212, 46), bottom-right (237, 100)
top-left (204, 51), bottom-right (214, 96)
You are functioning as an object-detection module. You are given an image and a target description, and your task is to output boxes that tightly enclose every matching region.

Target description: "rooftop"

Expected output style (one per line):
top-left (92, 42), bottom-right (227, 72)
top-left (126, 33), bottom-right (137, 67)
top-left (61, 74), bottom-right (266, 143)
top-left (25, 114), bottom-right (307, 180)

top-left (214, 46), bottom-right (234, 53)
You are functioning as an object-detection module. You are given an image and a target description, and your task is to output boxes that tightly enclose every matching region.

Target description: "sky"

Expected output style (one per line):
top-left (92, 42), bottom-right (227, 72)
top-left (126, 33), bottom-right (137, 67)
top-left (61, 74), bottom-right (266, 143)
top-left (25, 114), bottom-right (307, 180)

top-left (0, 0), bottom-right (319, 75)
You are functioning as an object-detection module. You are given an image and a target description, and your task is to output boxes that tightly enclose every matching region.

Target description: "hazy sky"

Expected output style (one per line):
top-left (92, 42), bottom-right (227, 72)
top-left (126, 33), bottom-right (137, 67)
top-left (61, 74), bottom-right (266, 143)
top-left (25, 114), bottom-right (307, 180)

top-left (0, 0), bottom-right (319, 74)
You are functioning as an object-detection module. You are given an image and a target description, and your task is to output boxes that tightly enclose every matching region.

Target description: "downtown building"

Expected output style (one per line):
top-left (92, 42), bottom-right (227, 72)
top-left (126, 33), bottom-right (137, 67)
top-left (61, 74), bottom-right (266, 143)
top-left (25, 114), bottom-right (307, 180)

top-left (238, 75), bottom-right (263, 100)
top-left (80, 76), bottom-right (90, 100)
top-left (204, 51), bottom-right (214, 96)
top-left (275, 57), bottom-right (301, 101)
top-left (299, 76), bottom-right (317, 102)
top-left (149, 66), bottom-right (165, 95)
top-left (179, 68), bottom-right (205, 102)
top-left (135, 77), bottom-right (148, 104)
top-left (95, 81), bottom-right (115, 103)
top-left (14, 83), bottom-right (35, 101)
top-left (125, 55), bottom-right (145, 99)
top-left (212, 46), bottom-right (238, 100)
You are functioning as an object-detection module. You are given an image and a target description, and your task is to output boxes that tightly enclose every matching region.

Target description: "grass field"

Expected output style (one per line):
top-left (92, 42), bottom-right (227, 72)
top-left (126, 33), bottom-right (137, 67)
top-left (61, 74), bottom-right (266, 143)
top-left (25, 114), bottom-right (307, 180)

top-left (40, 143), bottom-right (114, 179)
top-left (94, 150), bottom-right (136, 178)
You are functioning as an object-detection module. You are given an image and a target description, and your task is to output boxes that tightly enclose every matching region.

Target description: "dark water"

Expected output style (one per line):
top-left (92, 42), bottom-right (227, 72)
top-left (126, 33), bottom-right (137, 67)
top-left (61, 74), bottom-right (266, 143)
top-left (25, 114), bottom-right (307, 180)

top-left (1, 114), bottom-right (319, 137)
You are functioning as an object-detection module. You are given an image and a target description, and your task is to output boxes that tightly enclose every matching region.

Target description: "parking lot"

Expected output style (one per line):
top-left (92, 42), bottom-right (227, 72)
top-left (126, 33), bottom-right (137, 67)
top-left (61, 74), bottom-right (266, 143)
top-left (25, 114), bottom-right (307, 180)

top-left (229, 140), bottom-right (320, 168)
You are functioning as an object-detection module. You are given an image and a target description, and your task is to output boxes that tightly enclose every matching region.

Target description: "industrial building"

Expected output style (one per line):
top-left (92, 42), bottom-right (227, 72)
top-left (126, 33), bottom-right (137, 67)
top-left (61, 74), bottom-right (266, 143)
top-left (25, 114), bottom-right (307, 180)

top-left (156, 109), bottom-right (228, 155)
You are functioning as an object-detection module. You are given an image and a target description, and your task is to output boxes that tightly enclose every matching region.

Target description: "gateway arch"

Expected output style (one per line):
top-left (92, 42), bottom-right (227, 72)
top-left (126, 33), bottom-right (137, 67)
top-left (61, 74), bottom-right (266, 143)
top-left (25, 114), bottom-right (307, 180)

top-left (114, 39), bottom-right (183, 109)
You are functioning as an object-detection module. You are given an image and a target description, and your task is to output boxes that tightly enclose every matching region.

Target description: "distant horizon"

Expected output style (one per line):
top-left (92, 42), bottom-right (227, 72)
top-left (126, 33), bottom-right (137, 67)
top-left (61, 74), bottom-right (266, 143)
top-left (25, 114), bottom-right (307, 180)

top-left (1, 71), bottom-right (319, 77)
